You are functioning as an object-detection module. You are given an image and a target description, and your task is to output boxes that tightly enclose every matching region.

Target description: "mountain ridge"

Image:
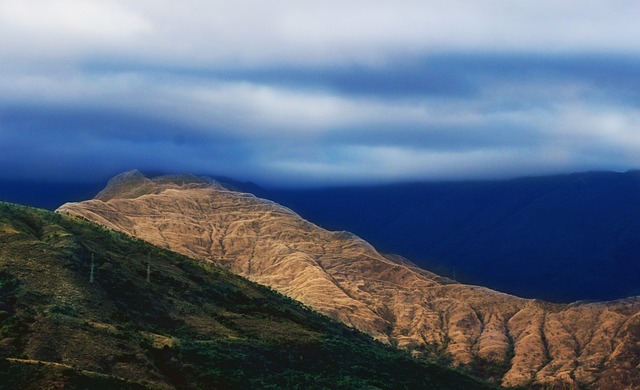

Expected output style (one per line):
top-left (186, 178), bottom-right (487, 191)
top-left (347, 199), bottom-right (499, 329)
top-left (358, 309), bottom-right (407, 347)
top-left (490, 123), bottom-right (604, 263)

top-left (0, 201), bottom-right (492, 389)
top-left (58, 171), bottom-right (640, 388)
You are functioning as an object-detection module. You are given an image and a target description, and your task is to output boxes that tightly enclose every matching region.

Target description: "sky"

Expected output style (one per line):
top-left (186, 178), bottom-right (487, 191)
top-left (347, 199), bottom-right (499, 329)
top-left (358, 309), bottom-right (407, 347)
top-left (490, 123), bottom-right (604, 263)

top-left (2, 1), bottom-right (640, 187)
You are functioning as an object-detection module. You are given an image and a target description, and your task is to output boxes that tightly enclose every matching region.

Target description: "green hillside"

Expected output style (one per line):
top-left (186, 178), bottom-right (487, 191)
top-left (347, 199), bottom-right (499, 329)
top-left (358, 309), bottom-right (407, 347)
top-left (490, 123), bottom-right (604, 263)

top-left (0, 201), bottom-right (493, 389)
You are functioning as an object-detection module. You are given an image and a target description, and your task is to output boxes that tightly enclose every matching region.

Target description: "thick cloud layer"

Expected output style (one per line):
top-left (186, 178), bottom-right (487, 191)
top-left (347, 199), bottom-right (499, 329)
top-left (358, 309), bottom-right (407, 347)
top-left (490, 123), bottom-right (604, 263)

top-left (1, 0), bottom-right (640, 186)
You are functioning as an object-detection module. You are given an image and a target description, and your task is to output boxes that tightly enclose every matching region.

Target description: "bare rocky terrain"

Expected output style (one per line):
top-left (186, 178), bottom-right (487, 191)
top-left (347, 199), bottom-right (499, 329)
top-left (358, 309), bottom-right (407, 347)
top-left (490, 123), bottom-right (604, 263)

top-left (59, 171), bottom-right (640, 389)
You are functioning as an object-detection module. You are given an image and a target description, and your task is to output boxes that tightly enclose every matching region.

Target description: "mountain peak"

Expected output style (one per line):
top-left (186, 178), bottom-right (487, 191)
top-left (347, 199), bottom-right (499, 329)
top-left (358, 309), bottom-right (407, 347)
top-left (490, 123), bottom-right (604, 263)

top-left (95, 170), bottom-right (221, 201)
top-left (95, 170), bottom-right (149, 201)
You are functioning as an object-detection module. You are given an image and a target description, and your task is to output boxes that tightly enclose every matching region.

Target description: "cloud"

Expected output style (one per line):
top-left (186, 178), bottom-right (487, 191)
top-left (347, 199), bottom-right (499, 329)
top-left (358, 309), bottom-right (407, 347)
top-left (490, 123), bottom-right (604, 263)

top-left (4, 1), bottom-right (640, 67)
top-left (0, 0), bottom-right (150, 37)
top-left (1, 1), bottom-right (640, 185)
top-left (0, 0), bottom-right (151, 63)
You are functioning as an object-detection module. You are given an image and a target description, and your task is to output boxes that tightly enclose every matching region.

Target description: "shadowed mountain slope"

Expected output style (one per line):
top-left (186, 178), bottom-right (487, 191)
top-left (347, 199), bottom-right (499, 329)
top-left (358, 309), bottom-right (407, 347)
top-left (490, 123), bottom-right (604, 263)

top-left (0, 201), bottom-right (491, 389)
top-left (58, 171), bottom-right (640, 389)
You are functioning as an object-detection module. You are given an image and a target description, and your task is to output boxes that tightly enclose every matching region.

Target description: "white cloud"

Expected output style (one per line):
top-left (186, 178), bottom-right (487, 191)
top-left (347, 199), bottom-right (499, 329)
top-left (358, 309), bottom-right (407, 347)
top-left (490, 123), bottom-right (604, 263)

top-left (3, 1), bottom-right (640, 67)
top-left (135, 0), bottom-right (640, 65)
top-left (263, 145), bottom-right (565, 186)
top-left (553, 105), bottom-right (640, 163)
top-left (0, 0), bottom-right (150, 37)
top-left (137, 1), bottom-right (640, 63)
top-left (0, 0), bottom-right (151, 61)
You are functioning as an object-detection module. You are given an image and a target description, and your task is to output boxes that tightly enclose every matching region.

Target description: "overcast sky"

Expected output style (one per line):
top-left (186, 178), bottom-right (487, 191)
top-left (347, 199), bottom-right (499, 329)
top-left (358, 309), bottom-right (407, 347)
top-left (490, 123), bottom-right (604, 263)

top-left (2, 1), bottom-right (640, 187)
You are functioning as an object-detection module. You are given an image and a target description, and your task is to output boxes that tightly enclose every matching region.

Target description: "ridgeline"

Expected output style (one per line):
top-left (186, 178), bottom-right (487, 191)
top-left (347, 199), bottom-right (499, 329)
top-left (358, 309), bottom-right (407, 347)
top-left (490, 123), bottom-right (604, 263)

top-left (0, 201), bottom-right (491, 389)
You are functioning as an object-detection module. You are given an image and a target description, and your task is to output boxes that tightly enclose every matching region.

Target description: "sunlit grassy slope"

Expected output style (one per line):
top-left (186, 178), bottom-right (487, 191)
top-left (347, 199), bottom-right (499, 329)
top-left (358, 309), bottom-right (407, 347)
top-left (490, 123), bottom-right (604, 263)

top-left (0, 201), bottom-right (493, 389)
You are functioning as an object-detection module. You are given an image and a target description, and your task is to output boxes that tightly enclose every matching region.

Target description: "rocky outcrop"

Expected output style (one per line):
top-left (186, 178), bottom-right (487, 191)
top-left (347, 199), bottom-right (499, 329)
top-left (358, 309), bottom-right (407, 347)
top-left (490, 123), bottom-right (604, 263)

top-left (58, 171), bottom-right (640, 388)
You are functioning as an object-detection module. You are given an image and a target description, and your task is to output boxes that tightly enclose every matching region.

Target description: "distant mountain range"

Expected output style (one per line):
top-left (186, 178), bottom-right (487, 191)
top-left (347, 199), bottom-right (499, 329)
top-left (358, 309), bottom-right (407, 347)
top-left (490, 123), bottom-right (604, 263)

top-left (251, 171), bottom-right (640, 302)
top-left (0, 179), bottom-right (105, 210)
top-left (56, 171), bottom-right (640, 388)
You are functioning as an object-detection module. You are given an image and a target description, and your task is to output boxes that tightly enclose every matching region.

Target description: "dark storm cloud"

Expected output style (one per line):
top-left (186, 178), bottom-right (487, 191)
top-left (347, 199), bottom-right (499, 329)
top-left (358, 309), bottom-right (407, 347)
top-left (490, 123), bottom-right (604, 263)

top-left (2, 104), bottom-right (220, 145)
top-left (0, 104), bottom-right (255, 181)
top-left (237, 54), bottom-right (640, 107)
top-left (84, 54), bottom-right (640, 102)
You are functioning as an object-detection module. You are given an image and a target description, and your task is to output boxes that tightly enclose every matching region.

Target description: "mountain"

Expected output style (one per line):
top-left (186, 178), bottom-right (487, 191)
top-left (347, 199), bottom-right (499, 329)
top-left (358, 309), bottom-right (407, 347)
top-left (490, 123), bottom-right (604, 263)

top-left (250, 171), bottom-right (640, 302)
top-left (58, 171), bottom-right (640, 389)
top-left (0, 200), bottom-right (492, 389)
top-left (7, 170), bottom-right (639, 302)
